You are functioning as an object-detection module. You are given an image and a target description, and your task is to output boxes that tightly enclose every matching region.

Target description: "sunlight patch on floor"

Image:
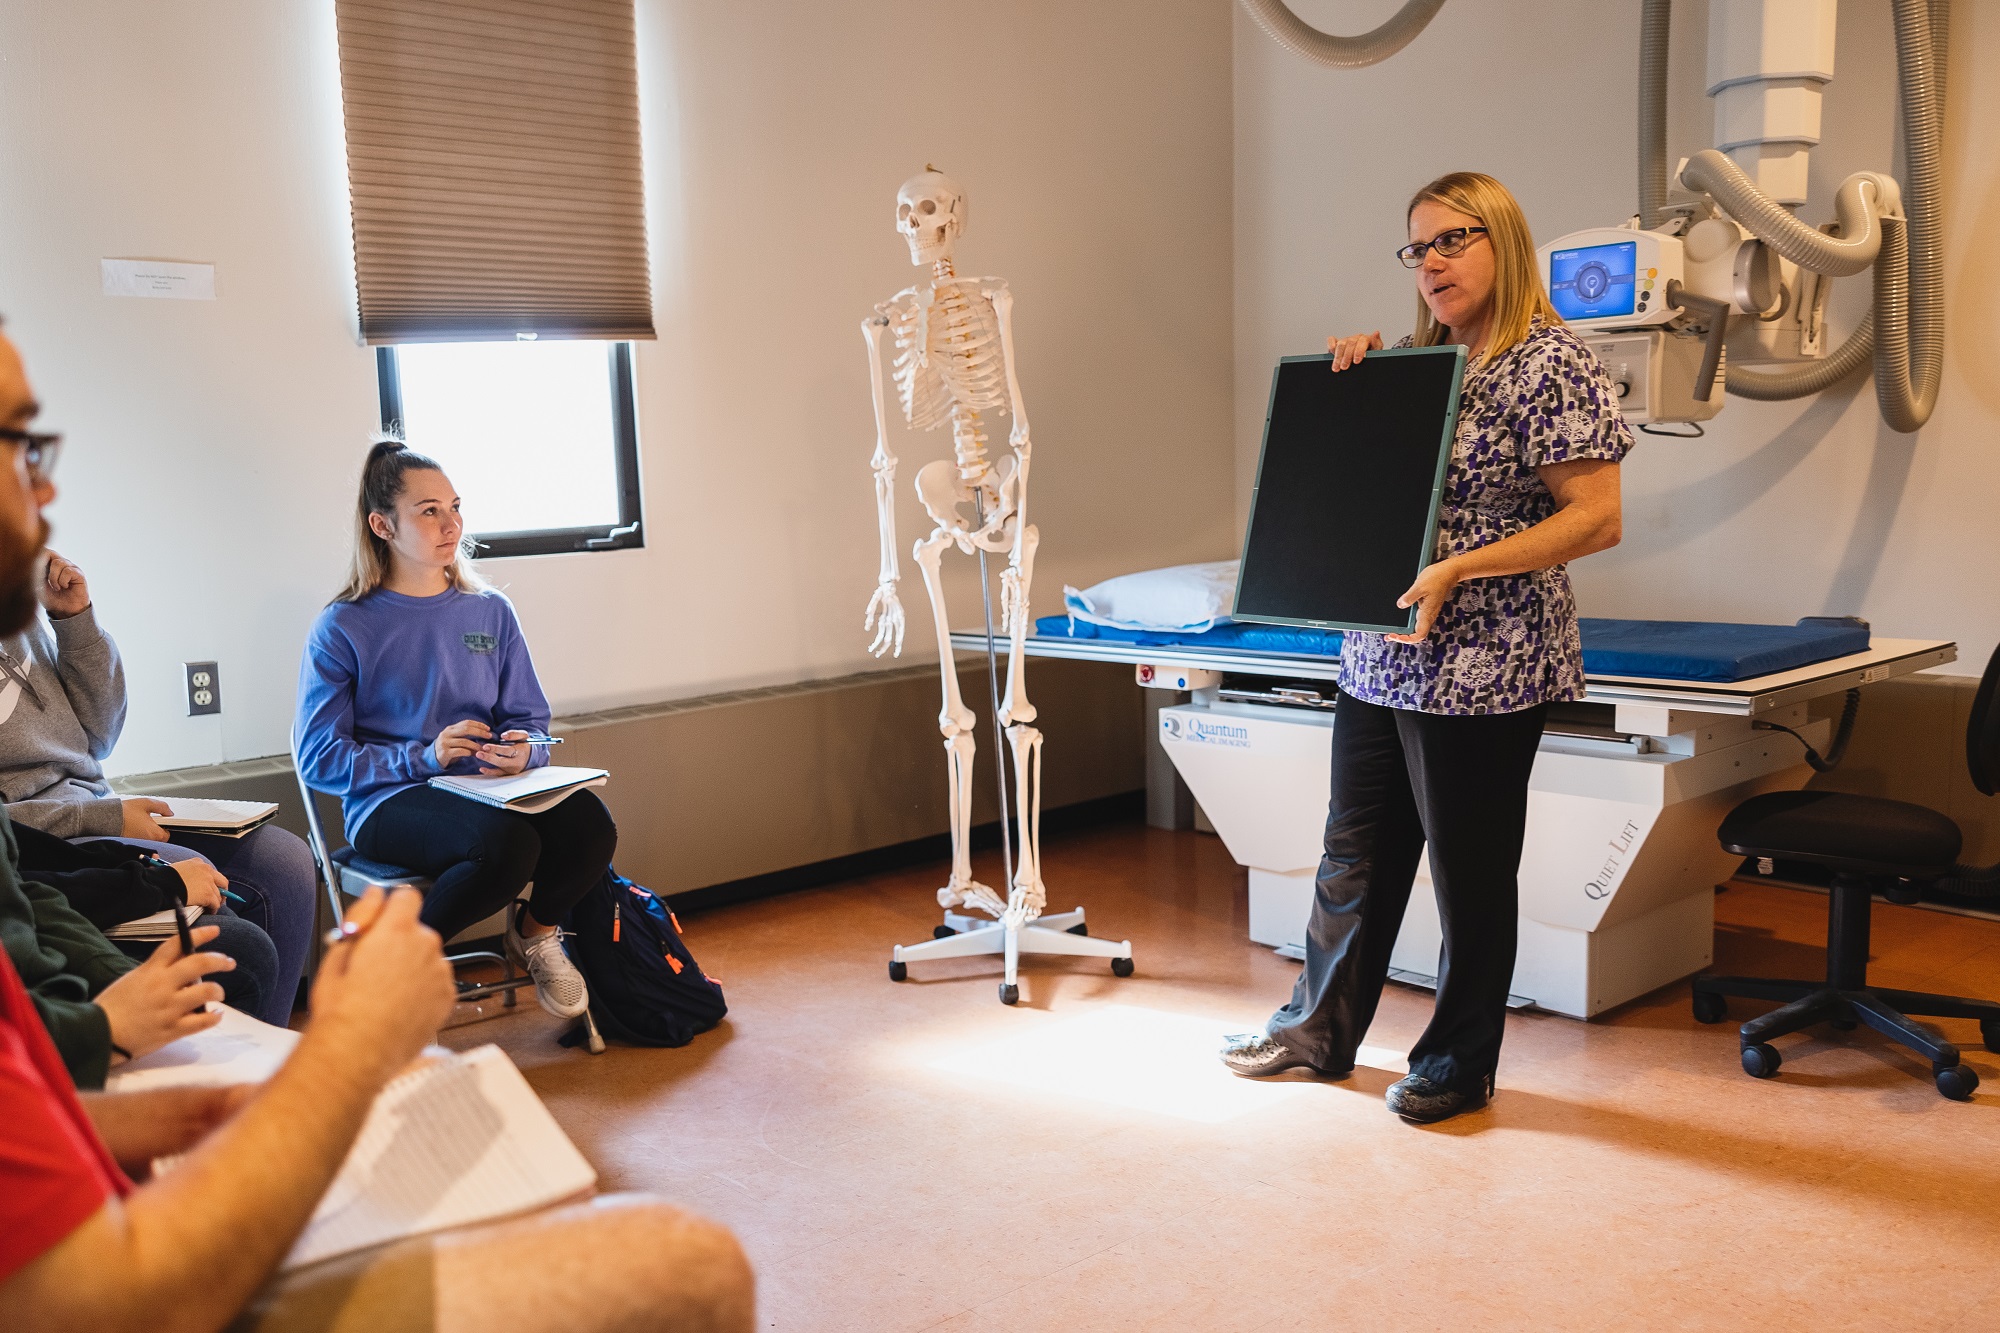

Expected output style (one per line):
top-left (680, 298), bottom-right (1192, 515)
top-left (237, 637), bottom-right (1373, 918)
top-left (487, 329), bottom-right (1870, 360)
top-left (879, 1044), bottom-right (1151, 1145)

top-left (927, 1004), bottom-right (1404, 1123)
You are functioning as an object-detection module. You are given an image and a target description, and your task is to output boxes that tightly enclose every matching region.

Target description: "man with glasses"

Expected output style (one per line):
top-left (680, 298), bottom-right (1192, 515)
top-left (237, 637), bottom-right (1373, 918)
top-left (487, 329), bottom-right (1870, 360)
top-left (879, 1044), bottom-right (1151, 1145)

top-left (0, 326), bottom-right (754, 1331)
top-left (0, 420), bottom-right (317, 1035)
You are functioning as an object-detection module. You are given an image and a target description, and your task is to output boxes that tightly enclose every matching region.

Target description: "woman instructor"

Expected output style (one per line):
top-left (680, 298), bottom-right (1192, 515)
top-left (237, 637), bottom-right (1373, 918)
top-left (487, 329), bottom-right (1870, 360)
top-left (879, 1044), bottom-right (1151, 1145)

top-left (1220, 172), bottom-right (1633, 1123)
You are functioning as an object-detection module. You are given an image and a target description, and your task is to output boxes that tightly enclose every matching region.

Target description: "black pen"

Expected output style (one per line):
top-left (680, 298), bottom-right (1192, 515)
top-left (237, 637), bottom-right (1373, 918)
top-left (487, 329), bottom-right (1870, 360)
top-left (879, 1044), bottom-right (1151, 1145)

top-left (170, 881), bottom-right (196, 958)
top-left (142, 851), bottom-right (198, 957)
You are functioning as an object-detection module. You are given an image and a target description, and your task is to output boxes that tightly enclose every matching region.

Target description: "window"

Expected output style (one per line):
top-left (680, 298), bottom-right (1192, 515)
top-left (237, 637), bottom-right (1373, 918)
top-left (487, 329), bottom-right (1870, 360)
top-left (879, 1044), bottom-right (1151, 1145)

top-left (376, 340), bottom-right (643, 558)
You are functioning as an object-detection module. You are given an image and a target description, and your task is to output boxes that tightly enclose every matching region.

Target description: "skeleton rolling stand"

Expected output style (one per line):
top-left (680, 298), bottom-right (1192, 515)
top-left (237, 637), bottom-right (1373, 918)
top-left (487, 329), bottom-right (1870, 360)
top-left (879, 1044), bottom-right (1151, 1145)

top-left (861, 169), bottom-right (1133, 1005)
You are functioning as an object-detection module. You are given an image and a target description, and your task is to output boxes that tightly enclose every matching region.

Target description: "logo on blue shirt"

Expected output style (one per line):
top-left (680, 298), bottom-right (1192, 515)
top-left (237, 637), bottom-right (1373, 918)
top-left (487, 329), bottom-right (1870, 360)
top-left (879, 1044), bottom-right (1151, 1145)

top-left (462, 633), bottom-right (498, 654)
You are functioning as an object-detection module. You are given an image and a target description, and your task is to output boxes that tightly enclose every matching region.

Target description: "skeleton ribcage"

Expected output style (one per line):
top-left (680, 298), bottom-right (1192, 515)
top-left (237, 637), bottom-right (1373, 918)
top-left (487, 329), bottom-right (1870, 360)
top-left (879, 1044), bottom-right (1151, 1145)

top-left (891, 281), bottom-right (1010, 431)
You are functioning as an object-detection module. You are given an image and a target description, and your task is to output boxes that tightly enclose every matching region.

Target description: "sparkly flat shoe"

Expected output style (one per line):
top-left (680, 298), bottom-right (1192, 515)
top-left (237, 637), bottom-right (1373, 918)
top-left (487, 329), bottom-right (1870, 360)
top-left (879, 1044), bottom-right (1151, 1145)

top-left (1385, 1074), bottom-right (1489, 1123)
top-left (1218, 1033), bottom-right (1348, 1079)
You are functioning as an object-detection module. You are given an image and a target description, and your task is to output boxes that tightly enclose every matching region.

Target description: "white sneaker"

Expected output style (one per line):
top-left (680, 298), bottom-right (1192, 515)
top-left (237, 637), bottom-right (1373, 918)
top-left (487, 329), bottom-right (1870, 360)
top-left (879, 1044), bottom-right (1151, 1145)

top-left (506, 906), bottom-right (590, 1019)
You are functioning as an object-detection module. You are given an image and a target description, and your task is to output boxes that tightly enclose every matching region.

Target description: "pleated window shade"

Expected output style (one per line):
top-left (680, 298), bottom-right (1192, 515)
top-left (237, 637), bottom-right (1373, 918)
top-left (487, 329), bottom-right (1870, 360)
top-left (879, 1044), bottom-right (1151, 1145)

top-left (335, 0), bottom-right (655, 344)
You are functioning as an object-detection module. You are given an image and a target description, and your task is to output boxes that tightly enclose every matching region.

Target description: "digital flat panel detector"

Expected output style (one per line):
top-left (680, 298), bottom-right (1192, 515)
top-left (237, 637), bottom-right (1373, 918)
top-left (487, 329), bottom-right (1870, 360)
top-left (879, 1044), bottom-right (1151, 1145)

top-left (1234, 346), bottom-right (1465, 635)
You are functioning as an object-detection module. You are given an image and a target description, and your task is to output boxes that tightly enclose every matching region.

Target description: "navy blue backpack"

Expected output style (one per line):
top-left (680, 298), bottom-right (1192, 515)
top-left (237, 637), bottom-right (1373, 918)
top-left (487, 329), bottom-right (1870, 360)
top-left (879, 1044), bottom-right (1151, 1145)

top-left (560, 871), bottom-right (727, 1047)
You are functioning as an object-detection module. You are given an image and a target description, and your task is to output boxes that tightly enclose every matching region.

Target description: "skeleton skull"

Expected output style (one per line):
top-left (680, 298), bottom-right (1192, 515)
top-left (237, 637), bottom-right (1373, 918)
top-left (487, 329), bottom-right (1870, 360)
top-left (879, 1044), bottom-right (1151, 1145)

top-left (896, 169), bottom-right (966, 266)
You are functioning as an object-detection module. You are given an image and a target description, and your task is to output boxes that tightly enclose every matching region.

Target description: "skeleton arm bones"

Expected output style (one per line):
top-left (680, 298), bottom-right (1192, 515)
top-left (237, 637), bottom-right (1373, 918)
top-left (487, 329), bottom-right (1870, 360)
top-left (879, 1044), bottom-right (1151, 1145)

top-left (861, 308), bottom-right (906, 657)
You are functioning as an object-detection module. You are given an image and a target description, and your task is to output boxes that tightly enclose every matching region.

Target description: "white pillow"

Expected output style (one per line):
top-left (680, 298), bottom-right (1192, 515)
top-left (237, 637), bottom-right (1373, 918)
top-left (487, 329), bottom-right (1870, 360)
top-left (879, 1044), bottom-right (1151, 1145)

top-left (1062, 561), bottom-right (1238, 632)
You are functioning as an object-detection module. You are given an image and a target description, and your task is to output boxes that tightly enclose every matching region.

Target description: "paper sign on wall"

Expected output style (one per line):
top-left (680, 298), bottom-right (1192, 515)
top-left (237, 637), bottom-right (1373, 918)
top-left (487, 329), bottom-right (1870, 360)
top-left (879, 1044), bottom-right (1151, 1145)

top-left (101, 259), bottom-right (215, 300)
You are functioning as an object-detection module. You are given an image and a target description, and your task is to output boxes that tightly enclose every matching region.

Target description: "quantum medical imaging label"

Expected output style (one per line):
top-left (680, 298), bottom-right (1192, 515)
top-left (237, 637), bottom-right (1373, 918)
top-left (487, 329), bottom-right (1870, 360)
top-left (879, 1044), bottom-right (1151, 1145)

top-left (1161, 714), bottom-right (1251, 749)
top-left (1548, 240), bottom-right (1636, 322)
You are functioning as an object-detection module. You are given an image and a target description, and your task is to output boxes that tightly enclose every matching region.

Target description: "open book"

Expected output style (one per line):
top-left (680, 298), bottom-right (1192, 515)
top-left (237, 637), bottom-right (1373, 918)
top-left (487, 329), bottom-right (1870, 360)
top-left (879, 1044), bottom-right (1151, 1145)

top-left (104, 903), bottom-right (203, 941)
top-left (107, 1004), bottom-right (301, 1090)
top-left (429, 765), bottom-right (608, 814)
top-left (140, 1037), bottom-right (596, 1271)
top-left (153, 797), bottom-right (280, 838)
top-left (279, 1046), bottom-right (596, 1268)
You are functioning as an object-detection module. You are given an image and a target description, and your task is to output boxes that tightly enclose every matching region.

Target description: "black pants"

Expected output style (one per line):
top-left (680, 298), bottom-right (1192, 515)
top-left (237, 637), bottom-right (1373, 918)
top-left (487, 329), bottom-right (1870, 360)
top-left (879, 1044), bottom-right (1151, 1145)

top-left (1268, 688), bottom-right (1547, 1095)
top-left (353, 787), bottom-right (618, 943)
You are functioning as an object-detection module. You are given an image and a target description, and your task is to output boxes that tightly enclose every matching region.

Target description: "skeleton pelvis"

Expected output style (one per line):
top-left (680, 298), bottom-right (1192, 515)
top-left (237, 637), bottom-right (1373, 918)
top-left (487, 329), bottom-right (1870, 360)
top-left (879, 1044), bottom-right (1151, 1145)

top-left (915, 456), bottom-right (1017, 549)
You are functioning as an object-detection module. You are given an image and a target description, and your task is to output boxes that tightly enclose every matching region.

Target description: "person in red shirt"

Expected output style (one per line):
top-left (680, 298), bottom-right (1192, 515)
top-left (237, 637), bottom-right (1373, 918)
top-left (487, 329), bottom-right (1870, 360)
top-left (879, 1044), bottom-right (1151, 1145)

top-left (0, 329), bottom-right (754, 1331)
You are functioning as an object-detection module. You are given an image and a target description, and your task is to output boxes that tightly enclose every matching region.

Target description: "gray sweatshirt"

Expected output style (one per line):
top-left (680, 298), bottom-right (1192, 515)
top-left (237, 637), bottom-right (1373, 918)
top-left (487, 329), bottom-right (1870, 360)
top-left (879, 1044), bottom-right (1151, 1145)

top-left (0, 607), bottom-right (129, 838)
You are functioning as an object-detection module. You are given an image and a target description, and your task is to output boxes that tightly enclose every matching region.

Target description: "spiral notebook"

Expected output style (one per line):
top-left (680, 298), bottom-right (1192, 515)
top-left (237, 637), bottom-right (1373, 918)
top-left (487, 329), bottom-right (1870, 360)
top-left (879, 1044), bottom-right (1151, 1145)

top-left (429, 766), bottom-right (608, 815)
top-left (152, 797), bottom-right (280, 838)
top-left (147, 1042), bottom-right (596, 1271)
top-left (279, 1045), bottom-right (596, 1269)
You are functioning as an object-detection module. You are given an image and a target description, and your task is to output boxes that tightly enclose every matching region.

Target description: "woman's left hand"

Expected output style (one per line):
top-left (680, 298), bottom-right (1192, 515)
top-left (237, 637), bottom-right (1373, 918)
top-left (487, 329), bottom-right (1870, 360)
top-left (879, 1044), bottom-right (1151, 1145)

top-left (1387, 558), bottom-right (1463, 645)
top-left (474, 730), bottom-right (533, 776)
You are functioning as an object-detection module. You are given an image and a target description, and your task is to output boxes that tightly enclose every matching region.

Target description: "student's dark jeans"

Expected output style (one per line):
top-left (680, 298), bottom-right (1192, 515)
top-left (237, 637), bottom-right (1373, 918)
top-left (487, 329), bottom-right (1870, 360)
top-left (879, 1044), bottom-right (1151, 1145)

top-left (115, 906), bottom-right (280, 1025)
top-left (1267, 688), bottom-right (1548, 1095)
top-left (353, 787), bottom-right (617, 943)
top-left (100, 826), bottom-right (317, 1026)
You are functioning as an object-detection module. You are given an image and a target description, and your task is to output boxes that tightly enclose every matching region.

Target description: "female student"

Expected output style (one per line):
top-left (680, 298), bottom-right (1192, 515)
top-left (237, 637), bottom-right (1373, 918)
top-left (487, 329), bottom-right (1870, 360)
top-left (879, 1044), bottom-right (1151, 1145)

top-left (295, 441), bottom-right (615, 1020)
top-left (1219, 172), bottom-right (1631, 1123)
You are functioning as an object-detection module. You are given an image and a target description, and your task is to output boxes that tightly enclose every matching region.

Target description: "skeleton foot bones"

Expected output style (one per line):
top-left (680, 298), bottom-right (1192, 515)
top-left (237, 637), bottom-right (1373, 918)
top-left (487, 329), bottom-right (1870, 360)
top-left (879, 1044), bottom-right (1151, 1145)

top-left (861, 167), bottom-right (1049, 923)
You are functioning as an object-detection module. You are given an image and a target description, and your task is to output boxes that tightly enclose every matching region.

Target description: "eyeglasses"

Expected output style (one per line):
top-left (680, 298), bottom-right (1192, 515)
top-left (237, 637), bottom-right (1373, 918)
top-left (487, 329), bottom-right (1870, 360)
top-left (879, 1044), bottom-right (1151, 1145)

top-left (0, 429), bottom-right (61, 487)
top-left (1397, 226), bottom-right (1489, 269)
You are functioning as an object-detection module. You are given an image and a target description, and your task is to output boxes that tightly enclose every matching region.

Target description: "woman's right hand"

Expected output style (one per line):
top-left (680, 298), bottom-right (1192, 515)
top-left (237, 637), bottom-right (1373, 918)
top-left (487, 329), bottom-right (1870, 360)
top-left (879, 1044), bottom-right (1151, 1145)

top-left (431, 719), bottom-right (493, 770)
top-left (96, 925), bottom-right (235, 1061)
top-left (1327, 330), bottom-right (1384, 372)
top-left (173, 859), bottom-right (227, 913)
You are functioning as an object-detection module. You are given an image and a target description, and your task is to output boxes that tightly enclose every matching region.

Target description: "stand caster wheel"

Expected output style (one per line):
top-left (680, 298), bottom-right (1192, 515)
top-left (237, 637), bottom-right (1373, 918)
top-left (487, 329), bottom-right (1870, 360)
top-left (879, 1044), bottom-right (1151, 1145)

top-left (1742, 1043), bottom-right (1782, 1079)
top-left (889, 960), bottom-right (907, 982)
top-left (1691, 991), bottom-right (1727, 1024)
top-left (1111, 956), bottom-right (1135, 978)
top-left (1936, 1063), bottom-right (1980, 1101)
top-left (933, 925), bottom-right (957, 940)
top-left (999, 983), bottom-right (1019, 1005)
top-left (1067, 922), bottom-right (1088, 936)
top-left (1981, 1020), bottom-right (2000, 1054)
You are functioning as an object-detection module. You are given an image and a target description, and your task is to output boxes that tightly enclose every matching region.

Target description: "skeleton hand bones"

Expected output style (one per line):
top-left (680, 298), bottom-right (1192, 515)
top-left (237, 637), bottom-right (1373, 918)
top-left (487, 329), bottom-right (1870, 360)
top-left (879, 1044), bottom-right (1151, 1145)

top-left (865, 581), bottom-right (905, 658)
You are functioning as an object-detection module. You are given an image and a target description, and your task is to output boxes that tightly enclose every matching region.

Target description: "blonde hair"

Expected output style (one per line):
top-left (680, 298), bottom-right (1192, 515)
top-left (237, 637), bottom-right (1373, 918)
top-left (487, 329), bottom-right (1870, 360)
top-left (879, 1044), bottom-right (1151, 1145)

top-left (1407, 172), bottom-right (1561, 366)
top-left (334, 438), bottom-right (489, 603)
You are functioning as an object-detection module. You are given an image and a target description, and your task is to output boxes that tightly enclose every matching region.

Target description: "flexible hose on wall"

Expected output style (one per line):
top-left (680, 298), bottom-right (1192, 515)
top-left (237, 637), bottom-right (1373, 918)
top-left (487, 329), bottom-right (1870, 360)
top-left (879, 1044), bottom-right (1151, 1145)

top-left (1874, 0), bottom-right (1947, 431)
top-left (1722, 314), bottom-right (1876, 400)
top-left (1637, 0), bottom-right (1672, 231)
top-left (1643, 0), bottom-right (1947, 425)
top-left (1237, 0), bottom-right (1446, 70)
top-left (1680, 153), bottom-right (1891, 276)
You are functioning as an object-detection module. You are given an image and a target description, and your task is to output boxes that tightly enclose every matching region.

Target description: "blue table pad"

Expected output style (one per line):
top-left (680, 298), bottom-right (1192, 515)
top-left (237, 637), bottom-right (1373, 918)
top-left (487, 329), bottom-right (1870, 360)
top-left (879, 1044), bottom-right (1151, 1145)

top-left (1575, 618), bottom-right (1869, 683)
top-left (1031, 615), bottom-right (1869, 684)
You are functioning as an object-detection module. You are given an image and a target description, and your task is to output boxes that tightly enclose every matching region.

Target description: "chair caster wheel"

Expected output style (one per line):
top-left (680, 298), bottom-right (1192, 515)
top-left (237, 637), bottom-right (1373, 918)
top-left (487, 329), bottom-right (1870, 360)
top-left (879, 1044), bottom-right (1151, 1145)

top-left (889, 961), bottom-right (907, 982)
top-left (1067, 922), bottom-right (1088, 936)
top-left (1742, 1043), bottom-right (1782, 1079)
top-left (1936, 1063), bottom-right (1980, 1101)
top-left (1981, 1020), bottom-right (2000, 1054)
top-left (1111, 956), bottom-right (1135, 978)
top-left (1000, 983), bottom-right (1019, 1005)
top-left (1830, 1018), bottom-right (1858, 1031)
top-left (1691, 991), bottom-right (1727, 1024)
top-left (933, 925), bottom-right (957, 940)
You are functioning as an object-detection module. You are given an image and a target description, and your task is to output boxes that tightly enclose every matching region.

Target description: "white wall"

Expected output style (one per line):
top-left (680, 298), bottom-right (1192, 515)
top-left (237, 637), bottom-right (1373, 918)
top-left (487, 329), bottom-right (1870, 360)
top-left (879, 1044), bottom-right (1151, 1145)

top-left (0, 0), bottom-right (1237, 777)
top-left (1235, 0), bottom-right (2000, 677)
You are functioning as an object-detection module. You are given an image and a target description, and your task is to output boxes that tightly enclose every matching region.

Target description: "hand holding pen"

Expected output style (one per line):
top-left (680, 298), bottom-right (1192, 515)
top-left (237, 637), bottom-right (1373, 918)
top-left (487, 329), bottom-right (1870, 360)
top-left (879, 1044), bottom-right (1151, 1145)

top-left (311, 887), bottom-right (457, 1080)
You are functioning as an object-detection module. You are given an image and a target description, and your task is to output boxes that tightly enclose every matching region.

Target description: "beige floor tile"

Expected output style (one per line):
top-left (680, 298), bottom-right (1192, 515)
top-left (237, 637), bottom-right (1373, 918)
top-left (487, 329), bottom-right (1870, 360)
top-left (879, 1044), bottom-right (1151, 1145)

top-left (449, 826), bottom-right (2000, 1330)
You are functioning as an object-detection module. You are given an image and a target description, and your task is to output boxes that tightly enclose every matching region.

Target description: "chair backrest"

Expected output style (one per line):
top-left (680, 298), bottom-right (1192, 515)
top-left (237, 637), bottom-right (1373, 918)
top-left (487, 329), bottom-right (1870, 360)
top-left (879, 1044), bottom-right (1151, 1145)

top-left (292, 749), bottom-right (349, 928)
top-left (1970, 639), bottom-right (2000, 798)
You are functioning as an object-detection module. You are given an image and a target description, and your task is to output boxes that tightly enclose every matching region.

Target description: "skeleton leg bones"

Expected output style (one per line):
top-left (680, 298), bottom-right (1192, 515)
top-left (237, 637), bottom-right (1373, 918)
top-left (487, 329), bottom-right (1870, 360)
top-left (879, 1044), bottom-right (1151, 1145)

top-left (911, 529), bottom-right (1004, 917)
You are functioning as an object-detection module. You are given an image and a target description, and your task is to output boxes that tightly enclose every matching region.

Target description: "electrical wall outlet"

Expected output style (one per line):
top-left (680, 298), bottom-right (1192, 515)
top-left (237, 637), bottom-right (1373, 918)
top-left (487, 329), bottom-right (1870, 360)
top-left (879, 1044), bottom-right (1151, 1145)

top-left (185, 661), bottom-right (221, 716)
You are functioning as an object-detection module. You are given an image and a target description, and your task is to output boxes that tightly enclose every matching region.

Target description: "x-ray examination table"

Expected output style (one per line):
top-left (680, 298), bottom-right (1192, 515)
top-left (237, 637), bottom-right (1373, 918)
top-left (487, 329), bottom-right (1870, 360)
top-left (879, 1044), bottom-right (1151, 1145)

top-left (950, 627), bottom-right (1956, 1018)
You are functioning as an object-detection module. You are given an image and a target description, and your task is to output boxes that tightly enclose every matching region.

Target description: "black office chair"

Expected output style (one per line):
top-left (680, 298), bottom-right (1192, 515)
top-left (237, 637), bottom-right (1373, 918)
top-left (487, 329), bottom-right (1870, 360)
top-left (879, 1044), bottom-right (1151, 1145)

top-left (293, 754), bottom-right (605, 1052)
top-left (1691, 641), bottom-right (2000, 1100)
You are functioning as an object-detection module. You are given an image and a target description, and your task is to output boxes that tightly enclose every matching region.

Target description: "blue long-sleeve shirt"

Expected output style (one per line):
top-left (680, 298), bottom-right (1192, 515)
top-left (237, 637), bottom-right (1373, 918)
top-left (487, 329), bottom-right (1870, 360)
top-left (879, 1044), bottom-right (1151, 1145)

top-left (295, 586), bottom-right (552, 841)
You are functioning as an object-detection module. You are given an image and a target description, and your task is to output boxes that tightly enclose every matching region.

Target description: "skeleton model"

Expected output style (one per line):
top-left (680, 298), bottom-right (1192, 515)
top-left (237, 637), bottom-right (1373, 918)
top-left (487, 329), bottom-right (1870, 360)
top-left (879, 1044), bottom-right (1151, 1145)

top-left (861, 169), bottom-right (1133, 1004)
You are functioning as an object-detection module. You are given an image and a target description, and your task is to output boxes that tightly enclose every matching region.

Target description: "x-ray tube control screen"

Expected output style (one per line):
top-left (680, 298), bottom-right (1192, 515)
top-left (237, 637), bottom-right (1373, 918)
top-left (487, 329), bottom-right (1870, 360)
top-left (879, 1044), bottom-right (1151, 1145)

top-left (1548, 240), bottom-right (1637, 322)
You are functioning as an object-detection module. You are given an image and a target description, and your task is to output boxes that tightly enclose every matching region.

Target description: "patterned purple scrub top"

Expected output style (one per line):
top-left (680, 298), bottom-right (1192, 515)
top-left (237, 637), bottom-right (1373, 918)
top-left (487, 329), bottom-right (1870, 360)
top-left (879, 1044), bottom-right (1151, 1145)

top-left (1335, 319), bottom-right (1634, 716)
